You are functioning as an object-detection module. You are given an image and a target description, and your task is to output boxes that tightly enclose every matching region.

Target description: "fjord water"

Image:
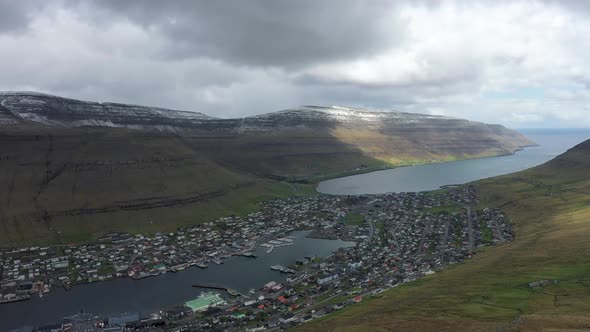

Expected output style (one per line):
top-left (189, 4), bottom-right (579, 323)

top-left (1, 232), bottom-right (354, 331)
top-left (317, 129), bottom-right (590, 195)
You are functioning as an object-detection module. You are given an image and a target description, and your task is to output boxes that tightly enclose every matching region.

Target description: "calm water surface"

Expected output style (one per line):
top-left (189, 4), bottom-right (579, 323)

top-left (317, 129), bottom-right (590, 195)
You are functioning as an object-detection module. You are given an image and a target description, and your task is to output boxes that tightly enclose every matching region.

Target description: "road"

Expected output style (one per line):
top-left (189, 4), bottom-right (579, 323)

top-left (439, 217), bottom-right (450, 261)
top-left (458, 202), bottom-right (475, 253)
top-left (417, 216), bottom-right (433, 255)
top-left (491, 214), bottom-right (506, 242)
top-left (466, 205), bottom-right (475, 252)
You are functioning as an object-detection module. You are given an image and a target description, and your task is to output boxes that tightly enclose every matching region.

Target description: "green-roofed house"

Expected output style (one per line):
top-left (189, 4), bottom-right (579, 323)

top-left (185, 292), bottom-right (226, 312)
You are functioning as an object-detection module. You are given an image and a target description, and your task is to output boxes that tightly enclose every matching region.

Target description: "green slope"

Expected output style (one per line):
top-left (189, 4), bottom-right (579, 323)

top-left (0, 125), bottom-right (314, 246)
top-left (302, 139), bottom-right (590, 331)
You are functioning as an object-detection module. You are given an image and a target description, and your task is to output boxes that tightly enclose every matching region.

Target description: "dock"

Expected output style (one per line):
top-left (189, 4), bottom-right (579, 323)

top-left (192, 283), bottom-right (249, 298)
top-left (270, 265), bottom-right (296, 274)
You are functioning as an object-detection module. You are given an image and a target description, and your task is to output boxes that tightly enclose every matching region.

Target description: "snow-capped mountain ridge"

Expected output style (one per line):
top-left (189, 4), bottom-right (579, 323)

top-left (0, 91), bottom-right (506, 136)
top-left (0, 91), bottom-right (214, 131)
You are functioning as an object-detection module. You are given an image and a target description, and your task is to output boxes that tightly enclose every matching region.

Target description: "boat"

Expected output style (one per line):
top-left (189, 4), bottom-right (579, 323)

top-left (195, 262), bottom-right (208, 269)
top-left (0, 294), bottom-right (30, 304)
top-left (266, 246), bottom-right (274, 254)
top-left (227, 288), bottom-right (239, 296)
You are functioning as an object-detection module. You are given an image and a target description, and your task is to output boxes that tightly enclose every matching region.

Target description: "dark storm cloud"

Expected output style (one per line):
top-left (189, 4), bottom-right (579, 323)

top-left (0, 0), bottom-right (48, 33)
top-left (85, 0), bottom-right (403, 68)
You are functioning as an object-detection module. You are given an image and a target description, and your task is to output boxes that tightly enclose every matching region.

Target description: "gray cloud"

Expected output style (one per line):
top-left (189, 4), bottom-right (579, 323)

top-left (84, 0), bottom-right (404, 68)
top-left (0, 0), bottom-right (590, 127)
top-left (0, 0), bottom-right (47, 33)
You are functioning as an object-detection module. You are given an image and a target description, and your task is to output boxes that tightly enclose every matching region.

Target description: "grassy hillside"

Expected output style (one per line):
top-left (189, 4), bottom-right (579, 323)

top-left (301, 140), bottom-right (590, 331)
top-left (0, 125), bottom-right (314, 247)
top-left (186, 123), bottom-right (533, 182)
top-left (185, 129), bottom-right (389, 182)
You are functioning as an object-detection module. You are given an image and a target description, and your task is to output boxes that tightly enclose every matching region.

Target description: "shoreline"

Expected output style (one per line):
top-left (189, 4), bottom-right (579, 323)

top-left (315, 144), bottom-right (538, 195)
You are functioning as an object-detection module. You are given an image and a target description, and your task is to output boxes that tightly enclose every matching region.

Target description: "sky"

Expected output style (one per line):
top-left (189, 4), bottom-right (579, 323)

top-left (1, 0), bottom-right (590, 128)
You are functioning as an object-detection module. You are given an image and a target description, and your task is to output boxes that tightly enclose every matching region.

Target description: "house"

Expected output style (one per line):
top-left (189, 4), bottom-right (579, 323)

top-left (317, 274), bottom-right (339, 285)
top-left (266, 319), bottom-right (280, 328)
top-left (312, 310), bottom-right (327, 319)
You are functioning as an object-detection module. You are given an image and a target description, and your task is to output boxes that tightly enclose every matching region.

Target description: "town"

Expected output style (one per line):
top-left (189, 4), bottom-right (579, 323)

top-left (1, 186), bottom-right (514, 331)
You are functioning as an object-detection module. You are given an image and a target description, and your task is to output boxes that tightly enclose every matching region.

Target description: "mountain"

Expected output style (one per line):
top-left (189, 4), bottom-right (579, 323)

top-left (0, 92), bottom-right (534, 246)
top-left (302, 139), bottom-right (590, 331)
top-left (190, 106), bottom-right (534, 179)
top-left (0, 92), bottom-right (534, 180)
top-left (0, 91), bottom-right (213, 131)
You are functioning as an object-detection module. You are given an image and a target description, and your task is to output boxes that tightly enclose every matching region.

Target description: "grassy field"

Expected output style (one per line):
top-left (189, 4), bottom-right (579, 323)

top-left (422, 203), bottom-right (464, 214)
top-left (343, 213), bottom-right (365, 226)
top-left (300, 141), bottom-right (590, 331)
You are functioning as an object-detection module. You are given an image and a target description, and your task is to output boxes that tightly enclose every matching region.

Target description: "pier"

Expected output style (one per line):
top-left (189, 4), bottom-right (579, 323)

top-left (191, 284), bottom-right (249, 298)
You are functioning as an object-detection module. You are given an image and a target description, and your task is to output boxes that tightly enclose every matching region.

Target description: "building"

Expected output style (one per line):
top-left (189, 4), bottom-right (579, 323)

top-left (185, 292), bottom-right (225, 312)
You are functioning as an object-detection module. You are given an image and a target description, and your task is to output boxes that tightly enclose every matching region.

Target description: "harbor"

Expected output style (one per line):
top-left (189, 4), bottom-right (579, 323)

top-left (0, 231), bottom-right (354, 331)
